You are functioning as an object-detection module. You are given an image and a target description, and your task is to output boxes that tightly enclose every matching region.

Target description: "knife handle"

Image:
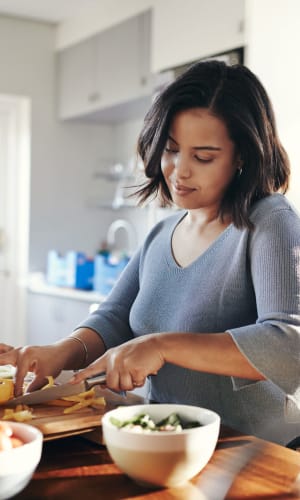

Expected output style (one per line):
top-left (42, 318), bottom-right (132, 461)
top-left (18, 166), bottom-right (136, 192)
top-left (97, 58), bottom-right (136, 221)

top-left (84, 372), bottom-right (126, 397)
top-left (85, 372), bottom-right (107, 390)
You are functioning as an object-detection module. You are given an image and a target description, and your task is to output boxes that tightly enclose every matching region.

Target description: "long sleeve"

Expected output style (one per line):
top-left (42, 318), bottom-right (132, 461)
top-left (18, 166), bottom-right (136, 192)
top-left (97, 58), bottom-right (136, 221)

top-left (76, 249), bottom-right (141, 348)
top-left (228, 199), bottom-right (300, 416)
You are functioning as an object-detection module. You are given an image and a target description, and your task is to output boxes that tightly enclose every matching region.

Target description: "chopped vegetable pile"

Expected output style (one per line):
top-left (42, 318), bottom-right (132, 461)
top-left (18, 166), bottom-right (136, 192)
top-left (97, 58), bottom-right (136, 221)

top-left (110, 412), bottom-right (202, 432)
top-left (2, 405), bottom-right (33, 422)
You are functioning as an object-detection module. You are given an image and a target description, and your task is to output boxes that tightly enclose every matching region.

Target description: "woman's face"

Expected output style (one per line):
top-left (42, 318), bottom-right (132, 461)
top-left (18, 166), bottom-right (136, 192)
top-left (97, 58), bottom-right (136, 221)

top-left (161, 108), bottom-right (239, 212)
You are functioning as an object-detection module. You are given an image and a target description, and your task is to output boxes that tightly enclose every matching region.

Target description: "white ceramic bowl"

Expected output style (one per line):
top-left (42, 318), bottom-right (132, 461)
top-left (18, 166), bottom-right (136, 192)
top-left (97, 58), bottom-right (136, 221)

top-left (0, 421), bottom-right (43, 499)
top-left (102, 403), bottom-right (220, 488)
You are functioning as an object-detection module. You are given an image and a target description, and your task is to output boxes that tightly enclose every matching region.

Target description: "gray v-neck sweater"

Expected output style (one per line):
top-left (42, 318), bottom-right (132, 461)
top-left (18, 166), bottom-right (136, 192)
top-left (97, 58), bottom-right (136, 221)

top-left (78, 194), bottom-right (300, 444)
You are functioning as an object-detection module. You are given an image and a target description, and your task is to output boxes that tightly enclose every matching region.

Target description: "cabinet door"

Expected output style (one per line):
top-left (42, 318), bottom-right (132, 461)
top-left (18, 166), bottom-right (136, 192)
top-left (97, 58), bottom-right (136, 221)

top-left (152, 0), bottom-right (245, 72)
top-left (95, 11), bottom-right (152, 109)
top-left (57, 36), bottom-right (99, 119)
top-left (57, 11), bottom-right (153, 121)
top-left (27, 293), bottom-right (93, 345)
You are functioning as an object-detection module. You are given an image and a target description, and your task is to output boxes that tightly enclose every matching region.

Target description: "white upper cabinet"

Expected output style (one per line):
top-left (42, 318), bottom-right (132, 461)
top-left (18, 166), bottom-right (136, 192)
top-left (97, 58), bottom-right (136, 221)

top-left (151, 0), bottom-right (245, 73)
top-left (57, 10), bottom-right (153, 122)
top-left (57, 36), bottom-right (96, 119)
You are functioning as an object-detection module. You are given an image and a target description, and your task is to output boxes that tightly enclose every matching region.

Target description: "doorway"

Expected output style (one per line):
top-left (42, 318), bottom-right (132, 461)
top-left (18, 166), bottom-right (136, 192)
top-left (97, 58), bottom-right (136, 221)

top-left (0, 95), bottom-right (31, 346)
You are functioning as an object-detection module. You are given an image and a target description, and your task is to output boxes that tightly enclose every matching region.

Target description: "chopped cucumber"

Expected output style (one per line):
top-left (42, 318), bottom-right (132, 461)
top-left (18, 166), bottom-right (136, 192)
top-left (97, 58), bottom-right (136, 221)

top-left (110, 412), bottom-right (202, 432)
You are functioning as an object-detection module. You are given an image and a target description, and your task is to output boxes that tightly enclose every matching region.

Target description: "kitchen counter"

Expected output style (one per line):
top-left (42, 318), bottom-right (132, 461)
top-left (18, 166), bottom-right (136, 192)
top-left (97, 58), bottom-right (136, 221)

top-left (26, 274), bottom-right (106, 345)
top-left (27, 273), bottom-right (106, 304)
top-left (14, 425), bottom-right (300, 499)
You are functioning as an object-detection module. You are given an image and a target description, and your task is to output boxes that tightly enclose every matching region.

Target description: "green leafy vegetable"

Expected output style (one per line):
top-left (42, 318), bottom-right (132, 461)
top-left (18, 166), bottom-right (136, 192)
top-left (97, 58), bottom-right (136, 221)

top-left (110, 412), bottom-right (202, 432)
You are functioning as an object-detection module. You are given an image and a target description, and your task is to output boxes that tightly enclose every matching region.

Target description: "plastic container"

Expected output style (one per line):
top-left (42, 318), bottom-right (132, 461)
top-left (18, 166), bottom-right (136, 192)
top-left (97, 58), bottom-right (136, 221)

top-left (46, 250), bottom-right (94, 290)
top-left (93, 253), bottom-right (129, 295)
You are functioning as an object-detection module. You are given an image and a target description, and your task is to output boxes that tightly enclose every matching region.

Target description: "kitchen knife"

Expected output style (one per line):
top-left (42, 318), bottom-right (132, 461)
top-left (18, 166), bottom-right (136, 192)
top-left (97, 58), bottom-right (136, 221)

top-left (7, 373), bottom-right (108, 406)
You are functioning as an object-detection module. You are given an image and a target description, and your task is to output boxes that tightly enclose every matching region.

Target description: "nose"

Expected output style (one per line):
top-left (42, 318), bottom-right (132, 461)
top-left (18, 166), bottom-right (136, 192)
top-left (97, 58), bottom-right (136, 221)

top-left (173, 153), bottom-right (191, 178)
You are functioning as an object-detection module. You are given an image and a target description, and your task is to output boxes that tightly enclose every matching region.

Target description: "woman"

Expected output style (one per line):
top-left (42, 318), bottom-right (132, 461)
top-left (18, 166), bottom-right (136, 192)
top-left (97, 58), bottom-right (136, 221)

top-left (1, 61), bottom-right (300, 444)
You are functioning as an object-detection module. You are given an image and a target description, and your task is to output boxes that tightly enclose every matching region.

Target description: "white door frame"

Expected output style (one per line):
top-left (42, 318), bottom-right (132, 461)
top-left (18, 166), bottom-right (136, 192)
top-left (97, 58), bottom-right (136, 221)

top-left (0, 95), bottom-right (31, 346)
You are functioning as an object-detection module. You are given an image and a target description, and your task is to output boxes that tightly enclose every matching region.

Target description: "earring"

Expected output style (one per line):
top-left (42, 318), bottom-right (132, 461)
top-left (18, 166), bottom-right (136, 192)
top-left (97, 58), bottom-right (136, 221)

top-left (236, 160), bottom-right (243, 177)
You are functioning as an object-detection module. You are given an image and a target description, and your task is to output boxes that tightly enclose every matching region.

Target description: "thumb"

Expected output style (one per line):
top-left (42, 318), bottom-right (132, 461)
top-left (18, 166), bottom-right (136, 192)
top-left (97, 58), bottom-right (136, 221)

top-left (26, 374), bottom-right (49, 393)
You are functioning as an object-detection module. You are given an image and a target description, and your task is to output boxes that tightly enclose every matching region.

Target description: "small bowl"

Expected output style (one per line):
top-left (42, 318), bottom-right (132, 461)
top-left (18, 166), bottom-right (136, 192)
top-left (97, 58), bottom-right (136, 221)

top-left (102, 403), bottom-right (220, 488)
top-left (0, 421), bottom-right (43, 499)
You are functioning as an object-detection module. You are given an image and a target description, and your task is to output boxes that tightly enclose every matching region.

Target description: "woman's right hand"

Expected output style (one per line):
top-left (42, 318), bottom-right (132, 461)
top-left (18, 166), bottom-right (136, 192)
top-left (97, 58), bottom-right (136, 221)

top-left (0, 344), bottom-right (69, 396)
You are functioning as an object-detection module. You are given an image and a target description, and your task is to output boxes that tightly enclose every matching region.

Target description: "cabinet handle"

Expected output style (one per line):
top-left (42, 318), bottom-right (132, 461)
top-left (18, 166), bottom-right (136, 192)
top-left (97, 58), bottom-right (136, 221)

top-left (238, 19), bottom-right (244, 33)
top-left (140, 76), bottom-right (147, 86)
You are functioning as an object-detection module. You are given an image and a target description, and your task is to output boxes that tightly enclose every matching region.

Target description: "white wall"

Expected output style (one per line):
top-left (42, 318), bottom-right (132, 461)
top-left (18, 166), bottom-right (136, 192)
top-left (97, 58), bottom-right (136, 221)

top-left (112, 117), bottom-right (153, 248)
top-left (245, 0), bottom-right (300, 211)
top-left (0, 15), bottom-right (119, 271)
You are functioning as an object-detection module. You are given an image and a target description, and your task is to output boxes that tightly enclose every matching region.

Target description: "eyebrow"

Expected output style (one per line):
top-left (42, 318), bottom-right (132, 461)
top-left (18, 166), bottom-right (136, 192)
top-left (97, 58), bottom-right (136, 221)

top-left (168, 135), bottom-right (221, 151)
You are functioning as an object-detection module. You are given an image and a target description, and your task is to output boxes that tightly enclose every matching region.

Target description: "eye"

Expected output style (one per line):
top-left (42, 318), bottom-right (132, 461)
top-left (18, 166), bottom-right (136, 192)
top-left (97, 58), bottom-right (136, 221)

top-left (194, 155), bottom-right (213, 163)
top-left (165, 147), bottom-right (179, 154)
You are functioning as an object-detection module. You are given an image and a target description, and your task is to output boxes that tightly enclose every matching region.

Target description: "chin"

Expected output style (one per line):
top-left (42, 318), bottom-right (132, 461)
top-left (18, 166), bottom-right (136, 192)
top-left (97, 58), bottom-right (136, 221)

top-left (172, 197), bottom-right (200, 210)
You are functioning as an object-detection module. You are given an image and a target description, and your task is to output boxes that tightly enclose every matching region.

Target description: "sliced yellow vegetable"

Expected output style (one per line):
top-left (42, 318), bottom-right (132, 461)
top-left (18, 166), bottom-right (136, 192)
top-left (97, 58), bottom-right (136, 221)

top-left (60, 387), bottom-right (106, 414)
top-left (2, 405), bottom-right (33, 422)
top-left (62, 388), bottom-right (96, 402)
top-left (0, 378), bottom-right (14, 404)
top-left (41, 375), bottom-right (55, 390)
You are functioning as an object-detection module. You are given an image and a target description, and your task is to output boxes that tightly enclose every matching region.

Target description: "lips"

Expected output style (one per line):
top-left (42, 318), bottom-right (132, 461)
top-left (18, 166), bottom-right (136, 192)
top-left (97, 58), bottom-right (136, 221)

top-left (172, 183), bottom-right (195, 196)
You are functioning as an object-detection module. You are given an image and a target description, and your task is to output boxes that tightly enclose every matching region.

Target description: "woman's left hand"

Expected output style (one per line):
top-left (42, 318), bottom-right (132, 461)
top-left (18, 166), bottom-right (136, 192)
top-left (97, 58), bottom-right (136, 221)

top-left (0, 344), bottom-right (14, 354)
top-left (70, 334), bottom-right (164, 391)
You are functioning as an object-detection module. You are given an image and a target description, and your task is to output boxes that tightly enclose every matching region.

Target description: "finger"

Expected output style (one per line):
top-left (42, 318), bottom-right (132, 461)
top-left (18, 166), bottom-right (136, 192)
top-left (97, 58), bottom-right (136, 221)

top-left (26, 374), bottom-right (49, 393)
top-left (118, 372), bottom-right (135, 391)
top-left (13, 349), bottom-right (39, 396)
top-left (132, 378), bottom-right (145, 388)
top-left (14, 366), bottom-right (28, 397)
top-left (105, 369), bottom-right (120, 392)
top-left (0, 349), bottom-right (17, 366)
top-left (69, 358), bottom-right (107, 384)
top-left (0, 343), bottom-right (14, 355)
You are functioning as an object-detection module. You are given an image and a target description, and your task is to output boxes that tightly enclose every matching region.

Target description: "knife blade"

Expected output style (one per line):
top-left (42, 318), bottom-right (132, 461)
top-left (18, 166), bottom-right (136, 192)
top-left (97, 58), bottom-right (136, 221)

top-left (7, 373), bottom-right (107, 406)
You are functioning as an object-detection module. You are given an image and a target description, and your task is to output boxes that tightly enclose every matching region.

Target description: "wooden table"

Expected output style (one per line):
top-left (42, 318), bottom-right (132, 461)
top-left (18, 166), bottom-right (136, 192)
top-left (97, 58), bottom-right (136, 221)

top-left (15, 426), bottom-right (300, 500)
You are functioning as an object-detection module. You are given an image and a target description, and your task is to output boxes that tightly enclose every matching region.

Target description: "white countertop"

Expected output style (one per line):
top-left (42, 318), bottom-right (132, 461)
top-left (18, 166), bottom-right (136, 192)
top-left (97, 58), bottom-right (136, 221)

top-left (27, 273), bottom-right (106, 304)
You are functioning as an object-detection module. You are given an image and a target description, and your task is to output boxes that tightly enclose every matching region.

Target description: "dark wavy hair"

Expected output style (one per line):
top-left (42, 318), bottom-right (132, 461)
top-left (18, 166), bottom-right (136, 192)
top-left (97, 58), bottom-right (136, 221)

top-left (135, 60), bottom-right (290, 228)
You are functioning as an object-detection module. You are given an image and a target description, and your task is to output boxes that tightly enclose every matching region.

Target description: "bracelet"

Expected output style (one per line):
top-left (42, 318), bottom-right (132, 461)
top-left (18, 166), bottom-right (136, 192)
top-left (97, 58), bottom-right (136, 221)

top-left (67, 336), bottom-right (88, 368)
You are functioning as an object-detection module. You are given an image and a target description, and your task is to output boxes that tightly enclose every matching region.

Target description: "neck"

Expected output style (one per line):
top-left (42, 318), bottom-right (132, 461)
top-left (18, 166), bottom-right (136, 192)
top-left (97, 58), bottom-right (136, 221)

top-left (185, 208), bottom-right (231, 229)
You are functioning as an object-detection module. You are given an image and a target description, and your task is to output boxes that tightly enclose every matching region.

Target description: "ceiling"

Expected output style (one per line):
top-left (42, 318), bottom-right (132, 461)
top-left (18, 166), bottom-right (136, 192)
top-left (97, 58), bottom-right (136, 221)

top-left (0, 0), bottom-right (101, 24)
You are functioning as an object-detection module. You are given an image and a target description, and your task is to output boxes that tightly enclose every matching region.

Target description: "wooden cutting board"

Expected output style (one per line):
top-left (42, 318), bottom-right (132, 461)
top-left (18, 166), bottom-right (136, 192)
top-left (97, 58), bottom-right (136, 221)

top-left (0, 386), bottom-right (144, 441)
